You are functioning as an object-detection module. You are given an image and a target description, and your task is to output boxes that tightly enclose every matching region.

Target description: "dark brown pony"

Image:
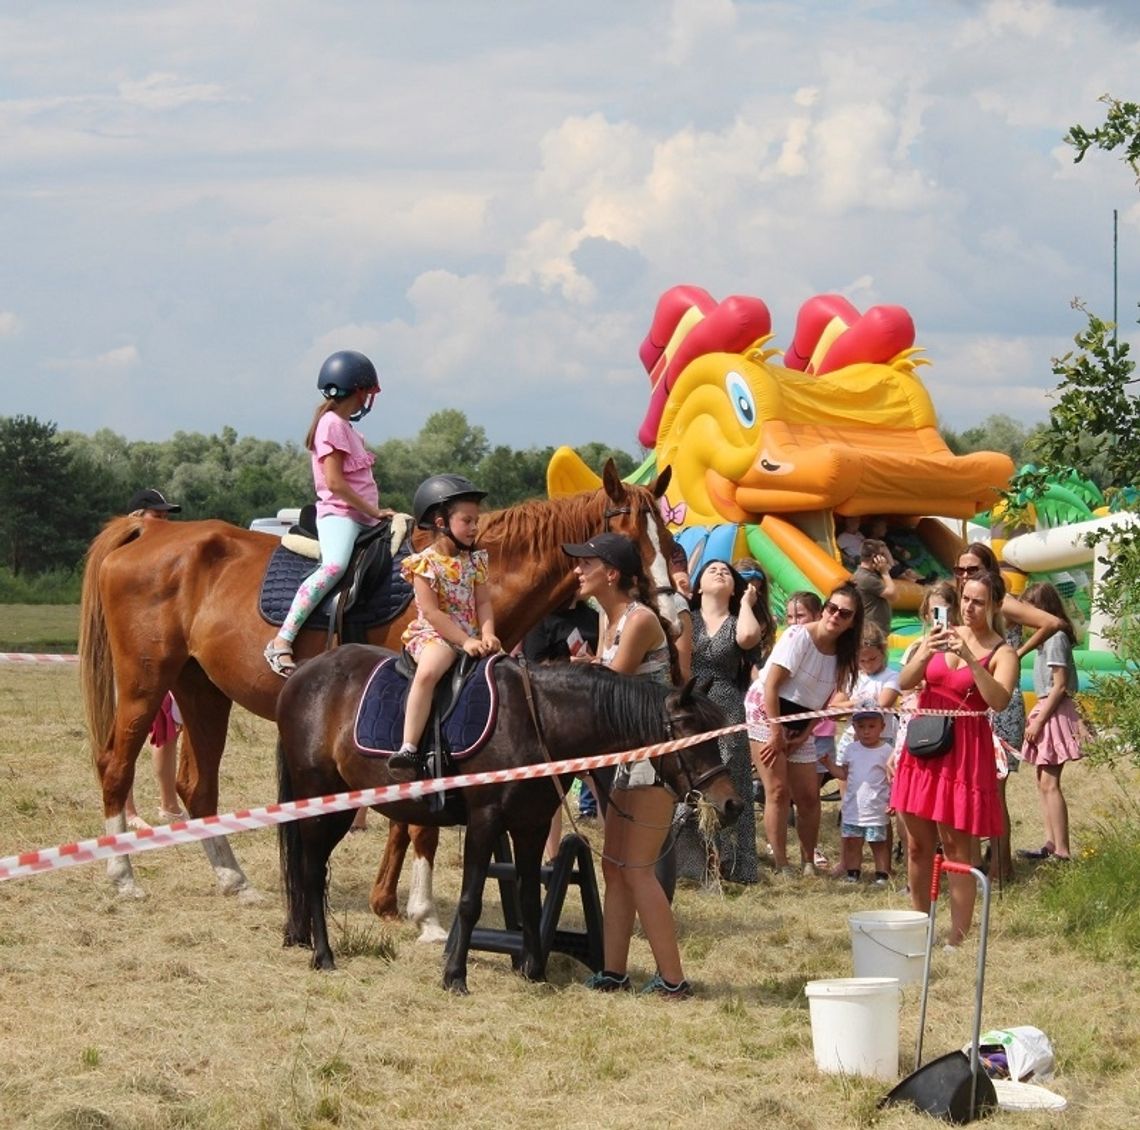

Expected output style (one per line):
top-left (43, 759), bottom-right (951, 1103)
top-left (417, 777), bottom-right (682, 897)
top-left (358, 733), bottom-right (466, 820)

top-left (276, 649), bottom-right (742, 992)
top-left (80, 461), bottom-right (675, 912)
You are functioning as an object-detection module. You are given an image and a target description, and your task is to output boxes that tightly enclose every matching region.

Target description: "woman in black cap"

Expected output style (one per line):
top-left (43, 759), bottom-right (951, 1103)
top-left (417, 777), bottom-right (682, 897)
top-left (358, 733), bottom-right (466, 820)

top-left (562, 532), bottom-right (692, 999)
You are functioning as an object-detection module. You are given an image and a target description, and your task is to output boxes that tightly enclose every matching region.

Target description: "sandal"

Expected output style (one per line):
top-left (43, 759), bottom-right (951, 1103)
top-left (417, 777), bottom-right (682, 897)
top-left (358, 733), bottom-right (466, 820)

top-left (158, 808), bottom-right (188, 822)
top-left (126, 814), bottom-right (151, 831)
top-left (264, 641), bottom-right (296, 677)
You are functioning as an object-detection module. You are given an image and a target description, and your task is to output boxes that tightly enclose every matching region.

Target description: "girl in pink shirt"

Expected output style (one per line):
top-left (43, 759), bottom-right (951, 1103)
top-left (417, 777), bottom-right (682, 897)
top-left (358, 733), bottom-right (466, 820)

top-left (265, 351), bottom-right (393, 676)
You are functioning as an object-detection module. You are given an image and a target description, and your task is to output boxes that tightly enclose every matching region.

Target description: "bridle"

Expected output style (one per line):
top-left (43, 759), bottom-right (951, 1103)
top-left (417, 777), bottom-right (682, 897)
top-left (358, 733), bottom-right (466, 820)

top-left (517, 661), bottom-right (730, 843)
top-left (601, 500), bottom-right (673, 601)
top-left (659, 712), bottom-right (731, 803)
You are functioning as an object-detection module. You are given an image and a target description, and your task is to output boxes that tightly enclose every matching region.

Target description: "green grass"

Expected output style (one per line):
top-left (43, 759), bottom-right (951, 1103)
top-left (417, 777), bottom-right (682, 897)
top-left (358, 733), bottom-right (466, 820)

top-left (0, 604), bottom-right (79, 652)
top-left (0, 567), bottom-right (82, 604)
top-left (1017, 814), bottom-right (1140, 963)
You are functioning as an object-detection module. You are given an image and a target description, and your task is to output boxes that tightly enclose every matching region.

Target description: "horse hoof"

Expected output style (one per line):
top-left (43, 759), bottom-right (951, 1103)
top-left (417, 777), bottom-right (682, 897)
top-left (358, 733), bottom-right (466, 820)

top-left (444, 978), bottom-right (469, 996)
top-left (235, 886), bottom-right (264, 905)
top-left (310, 953), bottom-right (336, 972)
top-left (115, 879), bottom-right (146, 900)
top-left (215, 869), bottom-right (249, 896)
top-left (416, 923), bottom-right (448, 945)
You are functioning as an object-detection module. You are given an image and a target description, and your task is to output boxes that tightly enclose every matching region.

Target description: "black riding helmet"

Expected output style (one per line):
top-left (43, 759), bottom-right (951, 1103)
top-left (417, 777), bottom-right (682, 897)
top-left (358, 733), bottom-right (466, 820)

top-left (317, 351), bottom-right (380, 420)
top-left (413, 474), bottom-right (488, 530)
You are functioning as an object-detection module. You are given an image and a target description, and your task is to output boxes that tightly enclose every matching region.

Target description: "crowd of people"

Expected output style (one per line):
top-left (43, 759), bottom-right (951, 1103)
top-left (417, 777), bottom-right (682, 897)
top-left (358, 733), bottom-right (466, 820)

top-left (128, 353), bottom-right (1086, 993)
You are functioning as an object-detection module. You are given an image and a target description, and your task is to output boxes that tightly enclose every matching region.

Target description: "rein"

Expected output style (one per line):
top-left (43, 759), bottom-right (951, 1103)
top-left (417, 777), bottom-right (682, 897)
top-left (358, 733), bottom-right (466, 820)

top-left (516, 662), bottom-right (730, 869)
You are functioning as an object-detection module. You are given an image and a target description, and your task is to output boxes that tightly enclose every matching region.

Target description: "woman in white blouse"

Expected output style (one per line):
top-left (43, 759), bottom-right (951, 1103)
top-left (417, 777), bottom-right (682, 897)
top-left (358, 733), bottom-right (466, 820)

top-left (745, 581), bottom-right (863, 876)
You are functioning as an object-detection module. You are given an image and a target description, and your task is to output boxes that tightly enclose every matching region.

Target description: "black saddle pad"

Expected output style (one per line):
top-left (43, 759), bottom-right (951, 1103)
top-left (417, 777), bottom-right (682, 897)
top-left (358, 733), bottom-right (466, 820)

top-left (258, 535), bottom-right (413, 631)
top-left (354, 654), bottom-right (502, 760)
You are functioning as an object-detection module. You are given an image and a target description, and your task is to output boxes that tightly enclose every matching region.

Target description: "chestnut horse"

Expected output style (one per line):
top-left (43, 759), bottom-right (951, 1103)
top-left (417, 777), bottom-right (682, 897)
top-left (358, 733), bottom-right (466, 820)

top-left (277, 650), bottom-right (742, 992)
top-left (79, 461), bottom-right (675, 917)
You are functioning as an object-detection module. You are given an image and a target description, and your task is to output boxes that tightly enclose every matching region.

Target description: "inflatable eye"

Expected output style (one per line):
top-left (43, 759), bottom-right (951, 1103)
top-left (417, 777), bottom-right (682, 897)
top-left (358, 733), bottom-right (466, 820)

top-left (756, 449), bottom-right (790, 476)
top-left (725, 371), bottom-right (756, 430)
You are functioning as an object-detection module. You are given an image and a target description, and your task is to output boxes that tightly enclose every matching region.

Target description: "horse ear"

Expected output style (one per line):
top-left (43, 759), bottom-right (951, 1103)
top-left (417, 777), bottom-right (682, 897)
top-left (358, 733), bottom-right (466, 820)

top-left (695, 676), bottom-right (713, 697)
top-left (675, 676), bottom-right (699, 705)
top-left (650, 464), bottom-right (673, 498)
top-left (602, 458), bottom-right (624, 502)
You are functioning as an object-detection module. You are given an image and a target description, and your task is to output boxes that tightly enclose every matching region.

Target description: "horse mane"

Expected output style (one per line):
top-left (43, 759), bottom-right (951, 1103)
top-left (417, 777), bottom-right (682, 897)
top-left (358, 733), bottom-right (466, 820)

top-left (479, 484), bottom-right (655, 550)
top-left (532, 662), bottom-right (670, 745)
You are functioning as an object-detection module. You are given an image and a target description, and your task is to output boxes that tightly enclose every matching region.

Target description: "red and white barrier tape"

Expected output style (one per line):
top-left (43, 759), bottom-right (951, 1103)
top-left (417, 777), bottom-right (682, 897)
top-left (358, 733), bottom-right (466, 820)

top-left (0, 701), bottom-right (988, 885)
top-left (0, 652), bottom-right (78, 665)
top-left (0, 723), bottom-right (743, 884)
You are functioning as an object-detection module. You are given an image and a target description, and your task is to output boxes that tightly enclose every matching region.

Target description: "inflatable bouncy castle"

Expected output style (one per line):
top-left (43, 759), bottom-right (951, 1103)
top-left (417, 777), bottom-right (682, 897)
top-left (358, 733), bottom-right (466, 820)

top-left (549, 286), bottom-right (1014, 627)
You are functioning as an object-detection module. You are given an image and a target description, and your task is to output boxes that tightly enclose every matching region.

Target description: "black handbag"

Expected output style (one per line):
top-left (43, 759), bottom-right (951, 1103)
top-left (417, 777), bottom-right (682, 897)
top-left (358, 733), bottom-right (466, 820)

top-left (776, 697), bottom-right (814, 736)
top-left (906, 713), bottom-right (954, 759)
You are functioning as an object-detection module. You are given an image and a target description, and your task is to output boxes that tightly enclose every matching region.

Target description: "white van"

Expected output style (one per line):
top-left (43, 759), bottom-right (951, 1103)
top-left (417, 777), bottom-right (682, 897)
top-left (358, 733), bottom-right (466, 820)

top-left (248, 508), bottom-right (302, 538)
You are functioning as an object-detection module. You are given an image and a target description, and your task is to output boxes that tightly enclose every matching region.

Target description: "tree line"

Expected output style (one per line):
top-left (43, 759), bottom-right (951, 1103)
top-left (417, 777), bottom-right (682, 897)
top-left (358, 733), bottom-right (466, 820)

top-left (0, 403), bottom-right (1075, 580)
top-left (0, 408), bottom-right (637, 577)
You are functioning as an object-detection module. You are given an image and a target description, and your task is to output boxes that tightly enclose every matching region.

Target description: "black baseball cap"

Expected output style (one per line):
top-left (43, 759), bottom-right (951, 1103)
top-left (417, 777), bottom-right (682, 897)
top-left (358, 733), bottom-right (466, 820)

top-left (562, 532), bottom-right (640, 576)
top-left (128, 488), bottom-right (181, 514)
top-left (852, 708), bottom-right (884, 722)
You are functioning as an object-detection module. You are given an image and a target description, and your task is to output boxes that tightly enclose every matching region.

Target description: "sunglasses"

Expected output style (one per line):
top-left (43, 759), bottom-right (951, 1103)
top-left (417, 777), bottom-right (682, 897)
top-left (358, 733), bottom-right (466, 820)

top-left (952, 564), bottom-right (983, 578)
top-left (822, 601), bottom-right (855, 621)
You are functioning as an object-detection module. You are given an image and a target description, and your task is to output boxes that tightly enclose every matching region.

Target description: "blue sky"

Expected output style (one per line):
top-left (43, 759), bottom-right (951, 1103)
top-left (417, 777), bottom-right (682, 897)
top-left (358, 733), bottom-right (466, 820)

top-left (2, 0), bottom-right (1139, 453)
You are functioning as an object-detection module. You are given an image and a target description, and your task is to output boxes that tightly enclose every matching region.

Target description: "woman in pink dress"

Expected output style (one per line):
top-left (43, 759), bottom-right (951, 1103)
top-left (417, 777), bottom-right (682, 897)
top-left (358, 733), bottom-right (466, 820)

top-left (891, 571), bottom-right (1018, 946)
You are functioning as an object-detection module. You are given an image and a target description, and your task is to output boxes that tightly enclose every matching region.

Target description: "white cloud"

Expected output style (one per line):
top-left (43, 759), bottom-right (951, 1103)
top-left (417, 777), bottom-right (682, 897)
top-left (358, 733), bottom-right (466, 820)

top-left (665, 0), bottom-right (737, 65)
top-left (45, 344), bottom-right (139, 372)
top-left (116, 72), bottom-right (228, 111)
top-left (0, 0), bottom-right (1138, 456)
top-left (0, 311), bottom-right (21, 337)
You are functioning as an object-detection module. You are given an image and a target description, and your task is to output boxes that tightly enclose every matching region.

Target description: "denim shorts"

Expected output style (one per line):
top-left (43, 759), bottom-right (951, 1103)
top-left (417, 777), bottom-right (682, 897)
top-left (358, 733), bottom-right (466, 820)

top-left (613, 758), bottom-right (662, 790)
top-left (842, 821), bottom-right (888, 843)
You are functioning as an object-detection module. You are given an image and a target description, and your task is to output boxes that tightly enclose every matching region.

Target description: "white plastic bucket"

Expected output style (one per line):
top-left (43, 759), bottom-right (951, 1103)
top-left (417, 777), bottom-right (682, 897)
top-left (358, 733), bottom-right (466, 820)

top-left (805, 977), bottom-right (900, 1080)
top-left (849, 909), bottom-right (929, 985)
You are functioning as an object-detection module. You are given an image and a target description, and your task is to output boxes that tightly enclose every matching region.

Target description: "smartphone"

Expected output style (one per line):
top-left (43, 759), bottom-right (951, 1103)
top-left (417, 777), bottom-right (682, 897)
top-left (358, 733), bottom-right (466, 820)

top-left (931, 605), bottom-right (948, 630)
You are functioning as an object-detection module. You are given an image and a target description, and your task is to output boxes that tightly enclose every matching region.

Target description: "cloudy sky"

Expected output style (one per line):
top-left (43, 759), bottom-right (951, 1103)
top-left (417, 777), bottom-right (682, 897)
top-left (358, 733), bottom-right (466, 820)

top-left (2, 0), bottom-right (1139, 455)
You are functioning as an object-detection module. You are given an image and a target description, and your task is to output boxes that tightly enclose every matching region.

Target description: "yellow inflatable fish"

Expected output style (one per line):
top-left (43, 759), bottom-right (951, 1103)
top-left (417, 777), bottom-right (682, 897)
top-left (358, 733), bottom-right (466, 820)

top-left (548, 288), bottom-right (1013, 530)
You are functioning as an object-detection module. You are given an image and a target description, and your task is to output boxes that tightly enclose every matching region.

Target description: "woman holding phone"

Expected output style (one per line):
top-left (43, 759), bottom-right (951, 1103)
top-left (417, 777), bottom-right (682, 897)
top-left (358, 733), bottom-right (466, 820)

top-left (892, 571), bottom-right (1018, 945)
top-left (954, 543), bottom-right (1063, 878)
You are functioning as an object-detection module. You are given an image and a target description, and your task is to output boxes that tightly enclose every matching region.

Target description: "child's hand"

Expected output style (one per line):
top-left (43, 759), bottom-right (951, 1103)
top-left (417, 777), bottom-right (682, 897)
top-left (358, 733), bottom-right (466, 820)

top-left (461, 638), bottom-right (484, 658)
top-left (481, 632), bottom-right (501, 654)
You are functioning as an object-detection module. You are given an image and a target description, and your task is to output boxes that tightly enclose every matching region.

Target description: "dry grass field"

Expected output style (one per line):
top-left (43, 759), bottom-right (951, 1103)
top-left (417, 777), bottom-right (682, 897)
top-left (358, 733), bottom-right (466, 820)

top-left (2, 664), bottom-right (1139, 1129)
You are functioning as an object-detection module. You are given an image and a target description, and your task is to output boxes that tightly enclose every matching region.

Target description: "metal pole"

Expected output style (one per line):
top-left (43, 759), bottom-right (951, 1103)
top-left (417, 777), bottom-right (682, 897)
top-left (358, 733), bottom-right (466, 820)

top-left (1113, 208), bottom-right (1118, 342)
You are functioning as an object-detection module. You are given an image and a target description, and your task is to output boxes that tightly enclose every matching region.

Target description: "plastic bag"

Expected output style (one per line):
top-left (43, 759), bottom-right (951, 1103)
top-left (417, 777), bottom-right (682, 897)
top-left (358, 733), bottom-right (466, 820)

top-left (966, 1026), bottom-right (1055, 1082)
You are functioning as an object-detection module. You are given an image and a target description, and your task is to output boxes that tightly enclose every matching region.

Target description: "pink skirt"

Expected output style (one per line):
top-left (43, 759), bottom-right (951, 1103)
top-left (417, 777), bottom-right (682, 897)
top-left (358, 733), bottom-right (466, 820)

top-left (1022, 698), bottom-right (1087, 766)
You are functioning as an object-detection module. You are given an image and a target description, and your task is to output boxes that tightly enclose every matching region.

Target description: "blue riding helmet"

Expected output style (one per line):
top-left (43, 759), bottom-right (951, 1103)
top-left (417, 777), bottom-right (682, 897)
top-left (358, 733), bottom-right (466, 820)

top-left (317, 351), bottom-right (380, 420)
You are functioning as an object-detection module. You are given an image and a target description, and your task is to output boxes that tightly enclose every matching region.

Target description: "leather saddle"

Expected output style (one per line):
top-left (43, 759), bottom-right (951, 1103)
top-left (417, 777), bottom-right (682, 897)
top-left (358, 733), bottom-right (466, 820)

top-left (257, 511), bottom-right (414, 643)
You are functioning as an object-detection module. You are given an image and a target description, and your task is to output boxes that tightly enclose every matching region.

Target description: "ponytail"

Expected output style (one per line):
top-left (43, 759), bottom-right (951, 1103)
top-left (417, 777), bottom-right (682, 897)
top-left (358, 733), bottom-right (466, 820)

top-left (304, 400), bottom-right (339, 451)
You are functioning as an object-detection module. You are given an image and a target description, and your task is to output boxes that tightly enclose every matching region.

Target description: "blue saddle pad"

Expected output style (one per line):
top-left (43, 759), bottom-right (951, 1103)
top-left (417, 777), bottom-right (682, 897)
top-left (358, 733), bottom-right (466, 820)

top-left (354, 654), bottom-right (502, 760)
top-left (258, 538), bottom-right (413, 631)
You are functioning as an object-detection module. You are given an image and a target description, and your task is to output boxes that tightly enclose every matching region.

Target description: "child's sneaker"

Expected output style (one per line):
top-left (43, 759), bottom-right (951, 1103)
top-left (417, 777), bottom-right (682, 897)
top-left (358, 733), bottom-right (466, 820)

top-left (640, 972), bottom-right (693, 1000)
top-left (583, 970), bottom-right (631, 993)
top-left (872, 872), bottom-right (890, 888)
top-left (840, 871), bottom-right (860, 884)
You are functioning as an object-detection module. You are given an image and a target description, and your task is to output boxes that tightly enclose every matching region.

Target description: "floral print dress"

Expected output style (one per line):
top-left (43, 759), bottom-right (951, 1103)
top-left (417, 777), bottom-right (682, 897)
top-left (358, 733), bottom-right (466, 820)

top-left (400, 546), bottom-right (490, 658)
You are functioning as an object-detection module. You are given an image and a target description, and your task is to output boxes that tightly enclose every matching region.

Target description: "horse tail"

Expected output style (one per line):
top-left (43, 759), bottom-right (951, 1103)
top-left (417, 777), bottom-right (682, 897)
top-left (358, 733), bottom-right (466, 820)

top-left (79, 517), bottom-right (144, 765)
top-left (276, 735), bottom-right (311, 947)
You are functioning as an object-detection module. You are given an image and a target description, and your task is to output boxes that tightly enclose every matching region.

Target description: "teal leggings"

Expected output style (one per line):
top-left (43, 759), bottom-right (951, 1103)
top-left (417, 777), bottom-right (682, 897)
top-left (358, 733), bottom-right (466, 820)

top-left (278, 515), bottom-right (367, 643)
